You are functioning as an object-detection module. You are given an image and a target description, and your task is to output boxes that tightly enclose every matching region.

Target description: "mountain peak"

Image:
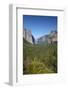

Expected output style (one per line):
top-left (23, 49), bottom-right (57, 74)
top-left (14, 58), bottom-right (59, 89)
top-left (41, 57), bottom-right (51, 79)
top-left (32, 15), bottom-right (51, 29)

top-left (36, 31), bottom-right (57, 44)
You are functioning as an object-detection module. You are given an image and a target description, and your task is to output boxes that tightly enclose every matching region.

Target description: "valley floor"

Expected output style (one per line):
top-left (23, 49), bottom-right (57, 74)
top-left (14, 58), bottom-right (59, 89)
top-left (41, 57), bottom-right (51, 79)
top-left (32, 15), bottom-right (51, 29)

top-left (23, 38), bottom-right (57, 74)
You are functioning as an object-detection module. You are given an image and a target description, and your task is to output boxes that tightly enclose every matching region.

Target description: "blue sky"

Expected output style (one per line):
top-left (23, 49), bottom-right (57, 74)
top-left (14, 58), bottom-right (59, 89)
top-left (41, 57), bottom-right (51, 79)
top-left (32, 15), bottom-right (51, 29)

top-left (23, 15), bottom-right (57, 39)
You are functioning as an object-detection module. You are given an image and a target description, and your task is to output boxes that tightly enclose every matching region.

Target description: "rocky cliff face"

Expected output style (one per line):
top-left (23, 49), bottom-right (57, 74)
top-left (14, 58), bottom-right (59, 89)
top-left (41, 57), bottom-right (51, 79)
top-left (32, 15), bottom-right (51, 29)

top-left (23, 29), bottom-right (35, 44)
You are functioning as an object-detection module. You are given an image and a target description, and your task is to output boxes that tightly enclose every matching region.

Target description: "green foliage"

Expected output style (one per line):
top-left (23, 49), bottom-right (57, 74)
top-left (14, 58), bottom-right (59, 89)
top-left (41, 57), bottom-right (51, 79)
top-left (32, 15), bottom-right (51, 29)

top-left (23, 38), bottom-right (57, 74)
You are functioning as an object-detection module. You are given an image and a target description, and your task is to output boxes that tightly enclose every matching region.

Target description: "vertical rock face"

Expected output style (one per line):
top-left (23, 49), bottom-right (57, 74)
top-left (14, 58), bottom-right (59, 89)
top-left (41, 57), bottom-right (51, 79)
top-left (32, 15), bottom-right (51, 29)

top-left (48, 31), bottom-right (57, 44)
top-left (23, 29), bottom-right (35, 44)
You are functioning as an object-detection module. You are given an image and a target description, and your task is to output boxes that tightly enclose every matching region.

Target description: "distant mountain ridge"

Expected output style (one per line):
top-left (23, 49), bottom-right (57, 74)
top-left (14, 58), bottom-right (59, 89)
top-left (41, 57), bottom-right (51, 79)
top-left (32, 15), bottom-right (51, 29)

top-left (36, 31), bottom-right (57, 44)
top-left (23, 28), bottom-right (57, 45)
